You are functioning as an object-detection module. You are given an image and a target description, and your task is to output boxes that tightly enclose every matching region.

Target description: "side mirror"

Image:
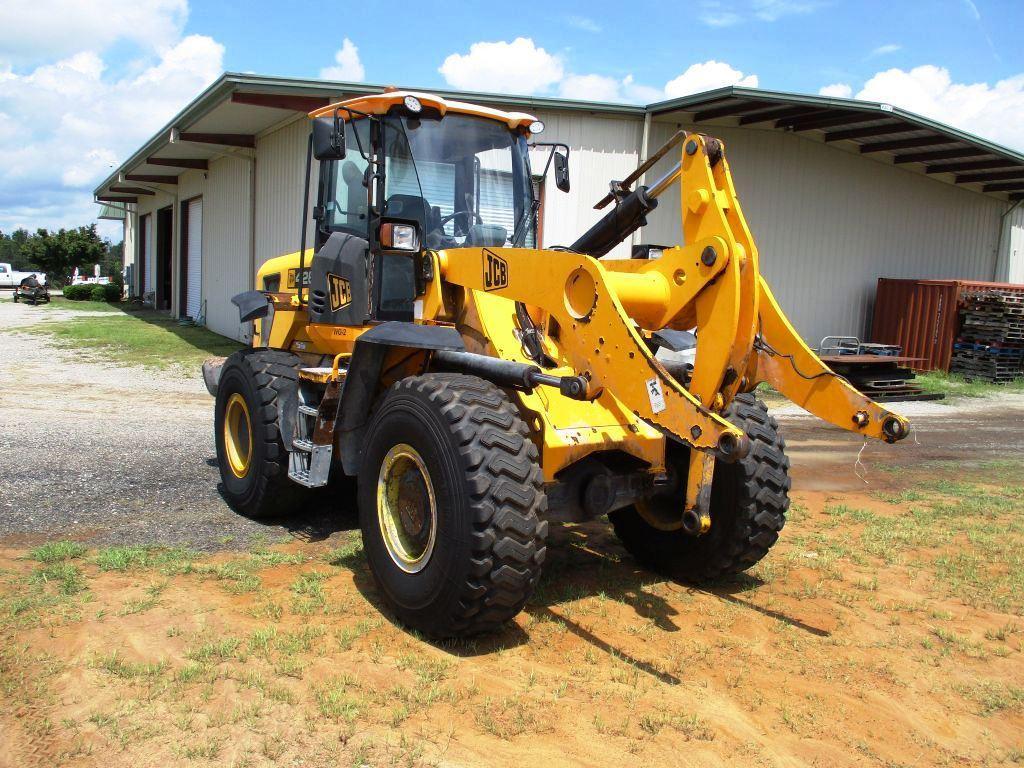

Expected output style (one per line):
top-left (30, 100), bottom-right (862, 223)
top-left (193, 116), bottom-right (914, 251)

top-left (312, 116), bottom-right (346, 160)
top-left (553, 151), bottom-right (570, 193)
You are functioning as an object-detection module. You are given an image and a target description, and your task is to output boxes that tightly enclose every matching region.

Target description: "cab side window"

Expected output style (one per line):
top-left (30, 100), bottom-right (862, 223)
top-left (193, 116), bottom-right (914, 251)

top-left (324, 120), bottom-right (371, 237)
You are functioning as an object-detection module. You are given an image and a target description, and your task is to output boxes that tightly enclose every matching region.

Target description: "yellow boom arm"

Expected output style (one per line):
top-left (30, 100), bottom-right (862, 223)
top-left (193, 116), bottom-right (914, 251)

top-left (423, 132), bottom-right (908, 530)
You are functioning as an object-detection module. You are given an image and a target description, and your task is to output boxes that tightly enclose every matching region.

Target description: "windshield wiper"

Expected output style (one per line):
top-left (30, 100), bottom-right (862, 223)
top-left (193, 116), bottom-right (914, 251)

top-left (511, 198), bottom-right (539, 247)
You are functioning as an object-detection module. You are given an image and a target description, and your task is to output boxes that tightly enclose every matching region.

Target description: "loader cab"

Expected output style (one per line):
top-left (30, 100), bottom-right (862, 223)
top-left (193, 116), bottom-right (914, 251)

top-left (306, 94), bottom-right (542, 326)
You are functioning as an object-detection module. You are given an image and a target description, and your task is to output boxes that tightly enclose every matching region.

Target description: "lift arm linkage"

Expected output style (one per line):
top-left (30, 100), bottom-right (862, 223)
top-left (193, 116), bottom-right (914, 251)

top-left (425, 131), bottom-right (908, 533)
top-left (603, 132), bottom-right (910, 444)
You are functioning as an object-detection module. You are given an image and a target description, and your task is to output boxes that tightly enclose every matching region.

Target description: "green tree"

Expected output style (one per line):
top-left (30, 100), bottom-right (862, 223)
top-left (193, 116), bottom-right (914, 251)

top-left (0, 229), bottom-right (31, 269)
top-left (19, 225), bottom-right (106, 287)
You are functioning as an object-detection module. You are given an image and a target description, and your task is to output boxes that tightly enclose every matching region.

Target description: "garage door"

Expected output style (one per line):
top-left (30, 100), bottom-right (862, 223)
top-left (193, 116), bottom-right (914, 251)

top-left (186, 198), bottom-right (202, 319)
top-left (142, 214), bottom-right (154, 295)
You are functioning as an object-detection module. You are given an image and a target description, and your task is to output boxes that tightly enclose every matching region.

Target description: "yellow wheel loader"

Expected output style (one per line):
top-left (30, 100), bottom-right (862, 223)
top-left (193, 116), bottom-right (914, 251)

top-left (205, 90), bottom-right (909, 639)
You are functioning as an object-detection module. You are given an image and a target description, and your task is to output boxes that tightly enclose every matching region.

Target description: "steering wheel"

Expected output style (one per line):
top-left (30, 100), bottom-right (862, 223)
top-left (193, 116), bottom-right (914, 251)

top-left (438, 209), bottom-right (483, 229)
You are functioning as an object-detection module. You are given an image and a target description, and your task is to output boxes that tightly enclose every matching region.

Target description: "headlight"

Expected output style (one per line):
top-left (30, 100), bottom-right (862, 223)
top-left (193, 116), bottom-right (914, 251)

top-left (380, 223), bottom-right (420, 251)
top-left (403, 95), bottom-right (422, 113)
top-left (529, 120), bottom-right (545, 134)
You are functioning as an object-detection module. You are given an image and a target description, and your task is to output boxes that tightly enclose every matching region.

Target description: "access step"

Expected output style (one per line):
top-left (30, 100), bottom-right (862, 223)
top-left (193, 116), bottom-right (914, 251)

top-left (298, 367), bottom-right (347, 384)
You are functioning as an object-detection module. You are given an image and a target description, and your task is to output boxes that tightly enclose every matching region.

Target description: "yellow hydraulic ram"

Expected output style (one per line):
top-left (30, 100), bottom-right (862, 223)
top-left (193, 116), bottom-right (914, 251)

top-left (425, 131), bottom-right (908, 534)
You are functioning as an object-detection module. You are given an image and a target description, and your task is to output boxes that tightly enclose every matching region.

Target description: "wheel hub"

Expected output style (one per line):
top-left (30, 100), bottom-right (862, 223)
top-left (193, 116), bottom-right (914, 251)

top-left (224, 393), bottom-right (253, 478)
top-left (377, 444), bottom-right (437, 573)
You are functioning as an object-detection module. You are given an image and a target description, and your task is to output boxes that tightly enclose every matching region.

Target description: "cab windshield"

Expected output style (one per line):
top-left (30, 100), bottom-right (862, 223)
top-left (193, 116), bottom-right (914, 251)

top-left (381, 113), bottom-right (536, 249)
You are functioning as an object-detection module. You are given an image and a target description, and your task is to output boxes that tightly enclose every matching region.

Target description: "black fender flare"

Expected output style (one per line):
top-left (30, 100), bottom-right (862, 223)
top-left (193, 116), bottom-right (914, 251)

top-left (336, 322), bottom-right (465, 475)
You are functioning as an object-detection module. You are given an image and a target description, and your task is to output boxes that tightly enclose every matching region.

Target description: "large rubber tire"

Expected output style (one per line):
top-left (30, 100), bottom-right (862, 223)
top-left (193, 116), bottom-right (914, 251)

top-left (358, 373), bottom-right (547, 638)
top-left (610, 393), bottom-right (790, 580)
top-left (214, 348), bottom-right (307, 519)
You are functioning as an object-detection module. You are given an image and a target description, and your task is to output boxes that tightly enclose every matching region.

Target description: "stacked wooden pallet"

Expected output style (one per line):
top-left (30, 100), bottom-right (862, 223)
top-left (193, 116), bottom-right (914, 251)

top-left (950, 291), bottom-right (1024, 383)
top-left (819, 355), bottom-right (943, 402)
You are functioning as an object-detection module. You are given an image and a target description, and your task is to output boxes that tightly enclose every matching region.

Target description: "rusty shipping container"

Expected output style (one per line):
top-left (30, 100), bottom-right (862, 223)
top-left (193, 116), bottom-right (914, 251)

top-left (871, 278), bottom-right (1024, 372)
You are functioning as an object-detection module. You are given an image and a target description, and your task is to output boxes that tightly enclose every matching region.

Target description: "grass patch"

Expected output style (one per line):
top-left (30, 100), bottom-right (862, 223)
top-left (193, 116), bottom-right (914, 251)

top-left (31, 562), bottom-right (87, 596)
top-left (196, 549), bottom-right (304, 595)
top-left (22, 309), bottom-right (241, 371)
top-left (93, 546), bottom-right (193, 573)
top-left (290, 571), bottom-right (328, 615)
top-left (325, 538), bottom-right (363, 569)
top-left (186, 636), bottom-right (241, 664)
top-left (28, 541), bottom-right (87, 563)
top-left (91, 651), bottom-right (168, 680)
top-left (823, 467), bottom-right (1024, 611)
top-left (36, 296), bottom-right (128, 313)
top-left (957, 680), bottom-right (1024, 715)
top-left (915, 370), bottom-right (1024, 401)
top-left (314, 676), bottom-right (363, 722)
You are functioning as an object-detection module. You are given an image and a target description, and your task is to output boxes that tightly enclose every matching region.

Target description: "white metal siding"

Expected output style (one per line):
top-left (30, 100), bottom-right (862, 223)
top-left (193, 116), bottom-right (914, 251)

top-left (122, 213), bottom-right (135, 271)
top-left (998, 204), bottom-right (1024, 284)
top-left (203, 156), bottom-right (254, 340)
top-left (527, 110), bottom-right (644, 257)
top-left (186, 198), bottom-right (202, 318)
top-left (255, 118), bottom-right (318, 267)
top-left (640, 122), bottom-right (1005, 342)
top-left (141, 213), bottom-right (154, 295)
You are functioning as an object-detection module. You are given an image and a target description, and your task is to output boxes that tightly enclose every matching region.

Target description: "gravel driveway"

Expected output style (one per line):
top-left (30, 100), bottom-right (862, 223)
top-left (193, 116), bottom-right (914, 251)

top-left (1, 299), bottom-right (1022, 551)
top-left (0, 301), bottom-right (351, 550)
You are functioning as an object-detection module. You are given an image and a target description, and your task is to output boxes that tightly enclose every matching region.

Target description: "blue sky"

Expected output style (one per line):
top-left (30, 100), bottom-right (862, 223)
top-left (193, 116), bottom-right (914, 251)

top-left (190, 0), bottom-right (1021, 98)
top-left (1, 0), bottom-right (1023, 241)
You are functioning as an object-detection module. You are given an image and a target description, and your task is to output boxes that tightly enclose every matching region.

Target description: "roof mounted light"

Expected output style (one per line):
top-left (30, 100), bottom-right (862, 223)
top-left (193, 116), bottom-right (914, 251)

top-left (529, 120), bottom-right (545, 135)
top-left (404, 95), bottom-right (422, 113)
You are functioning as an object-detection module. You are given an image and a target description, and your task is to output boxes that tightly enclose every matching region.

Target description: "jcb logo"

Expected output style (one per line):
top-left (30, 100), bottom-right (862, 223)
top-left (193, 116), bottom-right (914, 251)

top-left (328, 273), bottom-right (352, 312)
top-left (483, 249), bottom-right (508, 291)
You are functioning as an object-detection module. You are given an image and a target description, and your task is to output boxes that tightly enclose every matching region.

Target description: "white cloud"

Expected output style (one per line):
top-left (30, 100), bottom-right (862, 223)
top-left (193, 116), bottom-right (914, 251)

top-left (559, 73), bottom-right (664, 104)
top-left (819, 83), bottom-right (853, 98)
top-left (319, 38), bottom-right (365, 82)
top-left (698, 0), bottom-right (820, 25)
top-left (559, 74), bottom-right (621, 102)
top-left (700, 10), bottom-right (743, 26)
top-left (751, 0), bottom-right (821, 21)
top-left (664, 60), bottom-right (758, 98)
top-left (0, 0), bottom-right (188, 63)
top-left (439, 38), bottom-right (563, 95)
top-left (0, 33), bottom-right (224, 235)
top-left (566, 15), bottom-right (601, 33)
top-left (869, 43), bottom-right (902, 57)
top-left (852, 65), bottom-right (1024, 151)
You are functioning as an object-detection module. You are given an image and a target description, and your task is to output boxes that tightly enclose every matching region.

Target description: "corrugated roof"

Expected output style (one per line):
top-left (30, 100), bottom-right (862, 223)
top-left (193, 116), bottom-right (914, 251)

top-left (648, 86), bottom-right (1024, 200)
top-left (97, 203), bottom-right (126, 220)
top-left (93, 76), bottom-right (1024, 203)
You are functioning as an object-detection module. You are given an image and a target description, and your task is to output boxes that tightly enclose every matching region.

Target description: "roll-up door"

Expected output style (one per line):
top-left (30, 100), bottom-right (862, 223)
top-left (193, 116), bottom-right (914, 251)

top-left (186, 198), bottom-right (202, 319)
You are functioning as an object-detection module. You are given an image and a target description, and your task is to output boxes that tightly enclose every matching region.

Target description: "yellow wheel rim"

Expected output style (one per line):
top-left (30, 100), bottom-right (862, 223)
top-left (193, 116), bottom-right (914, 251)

top-left (377, 444), bottom-right (437, 573)
top-left (635, 499), bottom-right (686, 531)
top-left (224, 392), bottom-right (253, 479)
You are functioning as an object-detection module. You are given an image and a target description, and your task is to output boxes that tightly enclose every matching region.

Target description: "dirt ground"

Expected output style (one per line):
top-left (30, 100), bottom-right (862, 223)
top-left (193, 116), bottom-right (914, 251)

top-left (1, 299), bottom-right (1023, 767)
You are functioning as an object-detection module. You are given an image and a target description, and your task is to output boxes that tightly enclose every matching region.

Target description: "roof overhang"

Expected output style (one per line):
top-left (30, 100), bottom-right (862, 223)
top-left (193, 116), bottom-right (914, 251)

top-left (647, 86), bottom-right (1024, 202)
top-left (93, 73), bottom-right (644, 201)
top-left (97, 203), bottom-right (126, 221)
top-left (94, 77), bottom-right (1024, 204)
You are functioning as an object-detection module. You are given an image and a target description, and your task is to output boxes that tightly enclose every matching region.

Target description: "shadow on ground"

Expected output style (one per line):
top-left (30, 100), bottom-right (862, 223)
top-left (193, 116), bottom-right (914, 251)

top-left (339, 515), bottom-right (831, 679)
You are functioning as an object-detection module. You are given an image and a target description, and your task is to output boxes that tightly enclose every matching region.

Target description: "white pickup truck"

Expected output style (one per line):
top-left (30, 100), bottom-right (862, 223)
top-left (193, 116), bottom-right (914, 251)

top-left (0, 263), bottom-right (47, 288)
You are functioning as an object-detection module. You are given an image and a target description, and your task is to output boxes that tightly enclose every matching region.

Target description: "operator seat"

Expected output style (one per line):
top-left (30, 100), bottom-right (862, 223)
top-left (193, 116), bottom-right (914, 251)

top-left (340, 160), bottom-right (366, 228)
top-left (384, 194), bottom-right (439, 237)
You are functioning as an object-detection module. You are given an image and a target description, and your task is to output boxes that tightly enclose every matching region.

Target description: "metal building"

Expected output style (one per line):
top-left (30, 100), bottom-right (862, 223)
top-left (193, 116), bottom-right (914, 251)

top-left (94, 74), bottom-right (1024, 343)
